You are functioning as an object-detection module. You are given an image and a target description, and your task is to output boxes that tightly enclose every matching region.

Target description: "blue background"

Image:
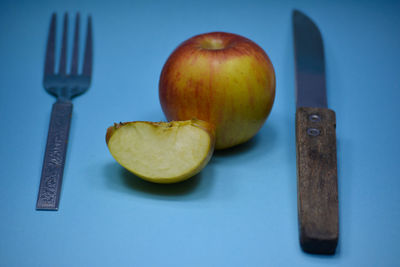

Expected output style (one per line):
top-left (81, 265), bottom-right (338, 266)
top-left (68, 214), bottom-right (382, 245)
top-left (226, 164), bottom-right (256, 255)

top-left (1, 0), bottom-right (399, 266)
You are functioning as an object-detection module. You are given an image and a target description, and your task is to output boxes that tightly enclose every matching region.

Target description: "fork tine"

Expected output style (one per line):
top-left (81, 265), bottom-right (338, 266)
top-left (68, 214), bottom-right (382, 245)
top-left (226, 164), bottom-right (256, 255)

top-left (44, 13), bottom-right (56, 76)
top-left (70, 13), bottom-right (80, 75)
top-left (58, 13), bottom-right (68, 75)
top-left (82, 16), bottom-right (92, 77)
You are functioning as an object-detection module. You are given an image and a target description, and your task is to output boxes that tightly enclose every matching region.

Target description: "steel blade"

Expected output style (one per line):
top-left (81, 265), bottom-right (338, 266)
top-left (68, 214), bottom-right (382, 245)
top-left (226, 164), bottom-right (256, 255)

top-left (293, 10), bottom-right (327, 108)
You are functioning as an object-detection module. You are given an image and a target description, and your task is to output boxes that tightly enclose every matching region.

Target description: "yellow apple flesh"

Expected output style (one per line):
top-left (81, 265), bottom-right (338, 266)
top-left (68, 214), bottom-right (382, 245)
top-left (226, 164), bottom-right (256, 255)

top-left (159, 32), bottom-right (276, 149)
top-left (106, 120), bottom-right (215, 184)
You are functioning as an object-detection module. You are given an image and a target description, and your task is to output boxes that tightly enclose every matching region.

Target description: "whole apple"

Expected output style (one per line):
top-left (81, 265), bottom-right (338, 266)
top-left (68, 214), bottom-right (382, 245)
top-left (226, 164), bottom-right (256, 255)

top-left (159, 32), bottom-right (276, 149)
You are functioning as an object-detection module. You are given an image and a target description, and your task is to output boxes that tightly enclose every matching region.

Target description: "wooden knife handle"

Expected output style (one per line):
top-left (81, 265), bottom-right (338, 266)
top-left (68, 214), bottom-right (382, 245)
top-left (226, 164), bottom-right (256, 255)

top-left (295, 107), bottom-right (338, 254)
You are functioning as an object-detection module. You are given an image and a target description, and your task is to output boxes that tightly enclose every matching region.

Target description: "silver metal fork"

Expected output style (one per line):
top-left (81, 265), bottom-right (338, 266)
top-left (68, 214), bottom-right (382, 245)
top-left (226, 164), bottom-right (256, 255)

top-left (36, 13), bottom-right (93, 210)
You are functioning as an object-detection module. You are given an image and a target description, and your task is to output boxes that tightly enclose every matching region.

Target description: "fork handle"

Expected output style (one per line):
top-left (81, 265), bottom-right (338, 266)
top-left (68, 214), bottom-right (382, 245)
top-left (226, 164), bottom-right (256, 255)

top-left (36, 100), bottom-right (73, 210)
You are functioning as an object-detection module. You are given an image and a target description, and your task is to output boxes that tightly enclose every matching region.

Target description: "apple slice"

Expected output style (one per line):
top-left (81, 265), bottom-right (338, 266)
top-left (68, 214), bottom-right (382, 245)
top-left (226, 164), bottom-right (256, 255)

top-left (106, 119), bottom-right (215, 183)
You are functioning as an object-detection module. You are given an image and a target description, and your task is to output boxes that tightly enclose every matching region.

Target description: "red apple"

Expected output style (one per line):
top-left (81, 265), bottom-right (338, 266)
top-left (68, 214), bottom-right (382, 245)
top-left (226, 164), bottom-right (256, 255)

top-left (159, 32), bottom-right (276, 149)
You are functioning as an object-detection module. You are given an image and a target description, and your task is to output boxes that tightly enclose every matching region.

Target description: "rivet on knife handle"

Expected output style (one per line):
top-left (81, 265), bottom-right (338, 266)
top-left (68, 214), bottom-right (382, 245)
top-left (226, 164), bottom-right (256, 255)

top-left (296, 107), bottom-right (338, 254)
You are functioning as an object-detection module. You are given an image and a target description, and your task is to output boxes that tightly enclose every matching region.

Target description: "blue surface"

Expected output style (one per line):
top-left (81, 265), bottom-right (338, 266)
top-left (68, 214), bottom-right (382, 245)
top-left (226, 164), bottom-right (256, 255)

top-left (1, 0), bottom-right (400, 266)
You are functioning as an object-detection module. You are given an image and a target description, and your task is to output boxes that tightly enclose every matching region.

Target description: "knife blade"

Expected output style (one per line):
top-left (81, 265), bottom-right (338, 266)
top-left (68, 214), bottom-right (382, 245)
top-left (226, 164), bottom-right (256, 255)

top-left (293, 10), bottom-right (339, 254)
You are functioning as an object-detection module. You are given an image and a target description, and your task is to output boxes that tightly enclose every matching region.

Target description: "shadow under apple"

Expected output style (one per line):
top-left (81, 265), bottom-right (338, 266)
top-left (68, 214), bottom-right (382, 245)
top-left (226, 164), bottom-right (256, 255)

top-left (211, 121), bottom-right (278, 163)
top-left (104, 161), bottom-right (214, 200)
top-left (104, 119), bottom-right (277, 197)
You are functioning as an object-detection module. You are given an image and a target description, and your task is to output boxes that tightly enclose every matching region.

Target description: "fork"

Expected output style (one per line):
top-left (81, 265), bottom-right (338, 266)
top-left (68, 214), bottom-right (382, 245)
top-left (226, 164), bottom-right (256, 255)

top-left (36, 13), bottom-right (93, 210)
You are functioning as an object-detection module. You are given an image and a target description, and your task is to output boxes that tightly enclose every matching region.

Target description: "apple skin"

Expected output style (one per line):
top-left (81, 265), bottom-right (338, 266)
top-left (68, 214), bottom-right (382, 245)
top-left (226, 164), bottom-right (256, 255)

top-left (159, 32), bottom-right (276, 149)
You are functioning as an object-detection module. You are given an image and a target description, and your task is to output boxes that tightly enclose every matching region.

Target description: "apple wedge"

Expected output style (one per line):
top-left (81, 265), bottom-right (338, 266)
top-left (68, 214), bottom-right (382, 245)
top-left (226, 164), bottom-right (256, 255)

top-left (106, 119), bottom-right (215, 183)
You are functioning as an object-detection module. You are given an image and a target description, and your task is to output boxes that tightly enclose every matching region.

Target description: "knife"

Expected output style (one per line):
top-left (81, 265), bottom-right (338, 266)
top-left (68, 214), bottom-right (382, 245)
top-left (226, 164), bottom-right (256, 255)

top-left (292, 10), bottom-right (339, 254)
